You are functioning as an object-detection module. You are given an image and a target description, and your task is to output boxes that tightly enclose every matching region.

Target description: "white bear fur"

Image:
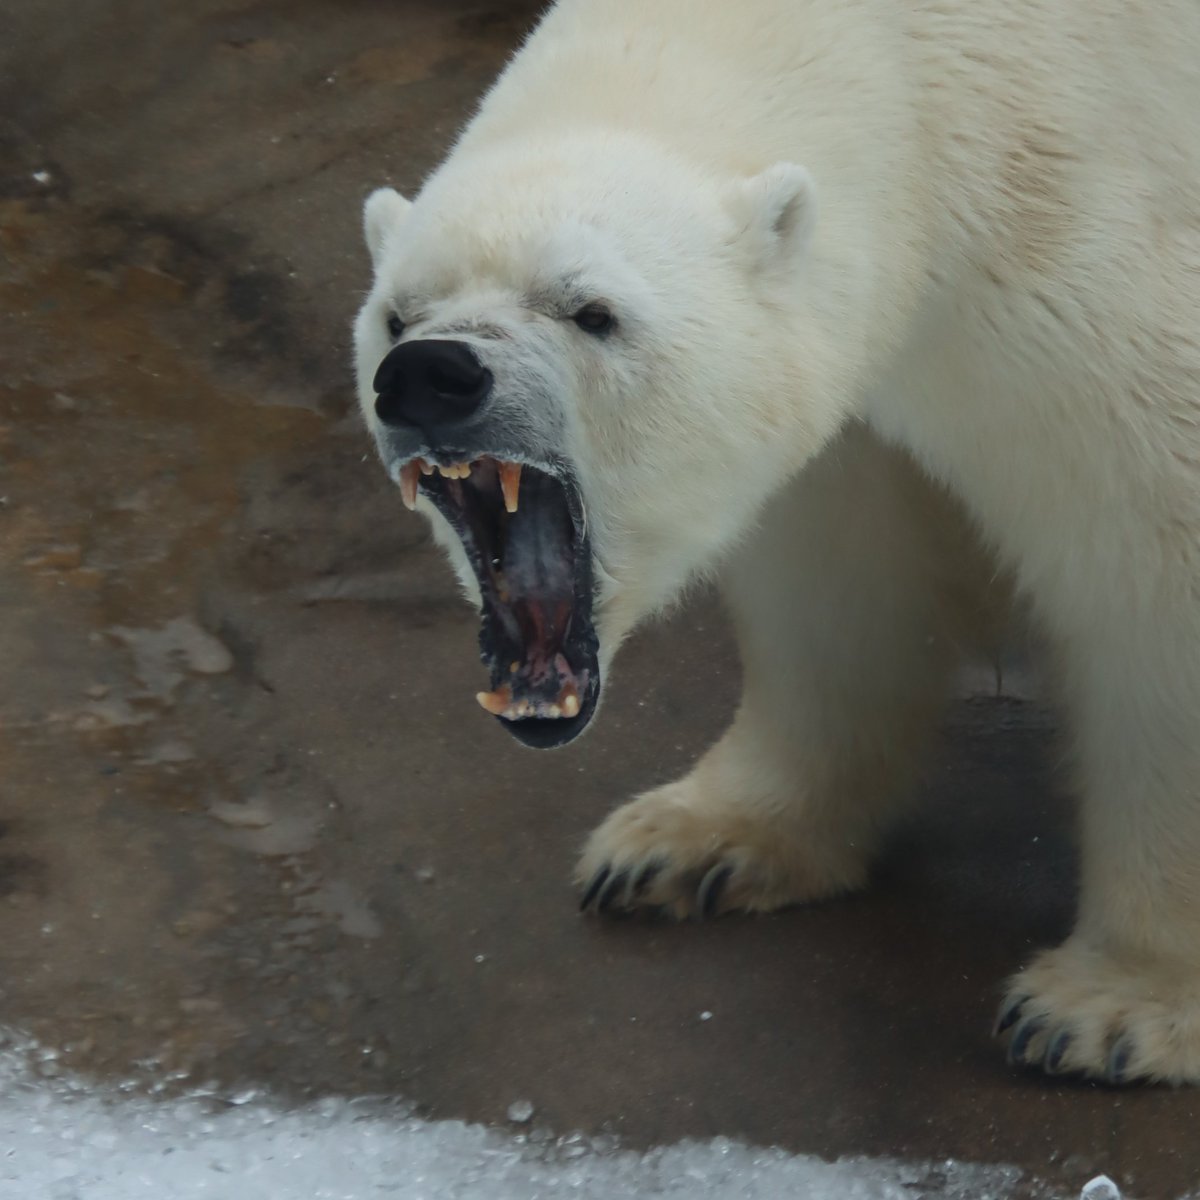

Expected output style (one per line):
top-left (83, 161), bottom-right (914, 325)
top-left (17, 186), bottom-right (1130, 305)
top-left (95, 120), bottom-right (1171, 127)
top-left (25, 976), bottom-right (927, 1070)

top-left (354, 0), bottom-right (1200, 1083)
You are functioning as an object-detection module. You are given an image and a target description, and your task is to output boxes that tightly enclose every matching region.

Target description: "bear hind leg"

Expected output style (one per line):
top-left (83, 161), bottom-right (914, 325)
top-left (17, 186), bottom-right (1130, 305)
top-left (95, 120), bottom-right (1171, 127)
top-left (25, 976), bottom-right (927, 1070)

top-left (997, 610), bottom-right (1200, 1084)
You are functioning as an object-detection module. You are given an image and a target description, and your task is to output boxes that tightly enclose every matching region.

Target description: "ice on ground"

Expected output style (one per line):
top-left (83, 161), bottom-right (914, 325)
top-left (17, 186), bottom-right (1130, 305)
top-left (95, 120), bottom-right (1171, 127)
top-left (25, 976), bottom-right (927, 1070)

top-left (0, 1029), bottom-right (1110, 1200)
top-left (1081, 1180), bottom-right (1122, 1200)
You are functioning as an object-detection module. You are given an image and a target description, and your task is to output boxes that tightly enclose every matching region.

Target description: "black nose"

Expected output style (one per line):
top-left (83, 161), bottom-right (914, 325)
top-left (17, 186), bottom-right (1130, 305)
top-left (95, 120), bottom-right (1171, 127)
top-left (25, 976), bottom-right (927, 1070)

top-left (373, 339), bottom-right (493, 437)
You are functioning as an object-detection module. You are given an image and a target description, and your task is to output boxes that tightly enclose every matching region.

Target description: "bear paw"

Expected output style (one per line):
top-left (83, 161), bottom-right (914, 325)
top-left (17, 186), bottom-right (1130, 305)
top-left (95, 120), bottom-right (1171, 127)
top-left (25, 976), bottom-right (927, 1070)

top-left (996, 939), bottom-right (1200, 1085)
top-left (575, 781), bottom-right (867, 919)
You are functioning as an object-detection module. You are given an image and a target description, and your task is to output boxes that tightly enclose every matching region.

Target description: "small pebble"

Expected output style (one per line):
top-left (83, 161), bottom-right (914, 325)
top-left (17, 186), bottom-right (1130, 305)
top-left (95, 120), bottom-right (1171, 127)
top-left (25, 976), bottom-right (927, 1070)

top-left (506, 1100), bottom-right (534, 1124)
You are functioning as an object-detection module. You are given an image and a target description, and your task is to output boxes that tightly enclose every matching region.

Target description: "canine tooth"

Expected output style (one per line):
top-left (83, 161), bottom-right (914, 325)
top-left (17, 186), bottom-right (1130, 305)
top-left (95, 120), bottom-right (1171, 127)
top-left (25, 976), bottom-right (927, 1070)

top-left (499, 461), bottom-right (522, 513)
top-left (399, 461), bottom-right (420, 510)
top-left (476, 687), bottom-right (512, 716)
top-left (561, 689), bottom-right (581, 718)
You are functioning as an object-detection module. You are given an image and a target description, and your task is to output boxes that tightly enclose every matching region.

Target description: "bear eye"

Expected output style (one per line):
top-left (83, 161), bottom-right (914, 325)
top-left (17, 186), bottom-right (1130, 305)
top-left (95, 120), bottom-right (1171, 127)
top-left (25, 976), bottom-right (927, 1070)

top-left (573, 303), bottom-right (616, 336)
top-left (386, 313), bottom-right (405, 340)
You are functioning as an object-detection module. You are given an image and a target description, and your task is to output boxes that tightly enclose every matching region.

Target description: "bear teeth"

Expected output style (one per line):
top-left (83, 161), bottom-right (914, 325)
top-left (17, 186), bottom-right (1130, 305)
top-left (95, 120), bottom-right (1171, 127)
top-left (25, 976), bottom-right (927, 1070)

top-left (475, 685), bottom-right (513, 716)
top-left (498, 461), bottom-right (522, 513)
top-left (400, 457), bottom-right (522, 506)
top-left (399, 461), bottom-right (421, 510)
top-left (476, 680), bottom-right (582, 722)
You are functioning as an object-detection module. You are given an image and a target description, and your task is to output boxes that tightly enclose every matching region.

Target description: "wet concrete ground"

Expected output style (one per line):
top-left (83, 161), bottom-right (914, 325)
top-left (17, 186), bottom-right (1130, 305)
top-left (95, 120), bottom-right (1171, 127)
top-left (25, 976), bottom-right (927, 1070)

top-left (2, 3), bottom-right (1199, 1197)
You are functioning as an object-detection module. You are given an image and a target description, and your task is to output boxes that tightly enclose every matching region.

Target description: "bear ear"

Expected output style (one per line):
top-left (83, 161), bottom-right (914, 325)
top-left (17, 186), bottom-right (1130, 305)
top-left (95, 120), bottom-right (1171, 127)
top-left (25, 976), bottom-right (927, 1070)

top-left (363, 187), bottom-right (412, 268)
top-left (727, 163), bottom-right (817, 273)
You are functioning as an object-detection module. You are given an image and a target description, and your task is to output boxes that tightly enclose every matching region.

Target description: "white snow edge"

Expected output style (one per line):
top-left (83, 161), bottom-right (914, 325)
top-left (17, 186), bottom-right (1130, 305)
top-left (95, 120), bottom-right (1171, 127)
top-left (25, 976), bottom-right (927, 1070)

top-left (0, 1031), bottom-right (1120, 1199)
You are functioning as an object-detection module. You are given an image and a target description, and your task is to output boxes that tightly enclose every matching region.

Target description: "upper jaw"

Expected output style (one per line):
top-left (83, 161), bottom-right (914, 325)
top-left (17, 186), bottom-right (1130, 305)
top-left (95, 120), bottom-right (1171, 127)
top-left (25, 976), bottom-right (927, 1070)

top-left (381, 442), bottom-right (602, 750)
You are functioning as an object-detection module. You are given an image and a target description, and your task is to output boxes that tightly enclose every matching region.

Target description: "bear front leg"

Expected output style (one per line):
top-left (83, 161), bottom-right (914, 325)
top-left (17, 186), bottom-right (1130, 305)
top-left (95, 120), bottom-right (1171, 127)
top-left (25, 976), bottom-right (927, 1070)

top-left (578, 425), bottom-right (999, 918)
top-left (997, 622), bottom-right (1200, 1084)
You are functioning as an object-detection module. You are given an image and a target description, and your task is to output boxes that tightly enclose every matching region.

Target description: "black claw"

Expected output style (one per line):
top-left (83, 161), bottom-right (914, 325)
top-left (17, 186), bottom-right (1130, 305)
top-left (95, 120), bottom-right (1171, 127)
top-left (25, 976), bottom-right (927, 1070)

top-left (1106, 1037), bottom-right (1134, 1086)
top-left (697, 863), bottom-right (734, 920)
top-left (993, 994), bottom-right (1029, 1038)
top-left (631, 859), bottom-right (664, 900)
top-left (597, 870), bottom-right (631, 914)
top-left (1044, 1028), bottom-right (1073, 1075)
top-left (580, 866), bottom-right (610, 912)
top-left (1007, 1015), bottom-right (1047, 1066)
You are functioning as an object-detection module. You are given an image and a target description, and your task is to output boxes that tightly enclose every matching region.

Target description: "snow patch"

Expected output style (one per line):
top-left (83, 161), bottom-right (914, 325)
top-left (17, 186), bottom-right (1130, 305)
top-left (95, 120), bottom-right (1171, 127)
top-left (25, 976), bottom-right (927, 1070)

top-left (0, 1031), bottom-right (1114, 1200)
top-left (1081, 1179), bottom-right (1121, 1200)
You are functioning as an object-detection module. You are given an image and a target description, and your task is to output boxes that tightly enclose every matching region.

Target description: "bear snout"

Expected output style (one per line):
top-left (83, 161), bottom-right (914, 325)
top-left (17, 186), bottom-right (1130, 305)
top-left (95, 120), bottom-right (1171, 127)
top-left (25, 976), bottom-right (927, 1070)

top-left (373, 338), bottom-right (494, 442)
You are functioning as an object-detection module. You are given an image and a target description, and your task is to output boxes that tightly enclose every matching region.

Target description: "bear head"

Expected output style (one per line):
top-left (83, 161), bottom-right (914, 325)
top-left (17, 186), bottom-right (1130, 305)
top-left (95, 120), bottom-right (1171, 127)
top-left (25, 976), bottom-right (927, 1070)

top-left (354, 132), bottom-right (828, 747)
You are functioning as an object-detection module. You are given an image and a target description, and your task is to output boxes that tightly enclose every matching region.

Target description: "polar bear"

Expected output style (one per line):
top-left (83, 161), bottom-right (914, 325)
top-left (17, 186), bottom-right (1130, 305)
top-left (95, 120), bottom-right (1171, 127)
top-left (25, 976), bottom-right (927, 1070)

top-left (353, 0), bottom-right (1200, 1084)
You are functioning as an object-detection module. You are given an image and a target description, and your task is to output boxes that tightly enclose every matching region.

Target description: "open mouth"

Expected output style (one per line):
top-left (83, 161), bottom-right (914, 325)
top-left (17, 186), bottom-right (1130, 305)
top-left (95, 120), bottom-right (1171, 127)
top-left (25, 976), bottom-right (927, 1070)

top-left (396, 455), bottom-right (600, 748)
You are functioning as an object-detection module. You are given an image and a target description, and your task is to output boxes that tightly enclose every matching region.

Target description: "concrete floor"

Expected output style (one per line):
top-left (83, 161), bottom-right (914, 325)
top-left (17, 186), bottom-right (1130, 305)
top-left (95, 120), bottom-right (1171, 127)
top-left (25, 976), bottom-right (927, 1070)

top-left (1, 3), bottom-right (1198, 1196)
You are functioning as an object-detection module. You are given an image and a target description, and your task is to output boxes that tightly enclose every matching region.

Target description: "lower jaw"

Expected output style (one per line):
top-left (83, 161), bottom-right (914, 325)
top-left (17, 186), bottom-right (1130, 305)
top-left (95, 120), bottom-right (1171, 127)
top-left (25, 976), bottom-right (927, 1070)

top-left (501, 711), bottom-right (589, 749)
